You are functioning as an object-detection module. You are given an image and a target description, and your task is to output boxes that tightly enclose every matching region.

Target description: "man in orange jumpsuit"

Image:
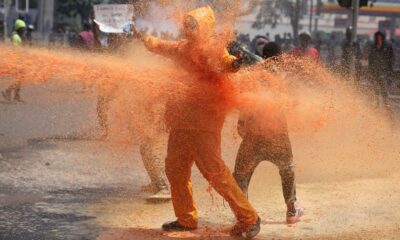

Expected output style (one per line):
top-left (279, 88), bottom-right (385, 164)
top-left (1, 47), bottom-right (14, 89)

top-left (143, 5), bottom-right (260, 238)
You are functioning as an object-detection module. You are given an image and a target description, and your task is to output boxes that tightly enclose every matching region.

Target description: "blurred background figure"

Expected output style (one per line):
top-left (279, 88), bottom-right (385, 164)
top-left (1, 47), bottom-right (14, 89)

top-left (250, 35), bottom-right (269, 57)
top-left (290, 32), bottom-right (320, 62)
top-left (78, 23), bottom-right (95, 50)
top-left (49, 25), bottom-right (66, 47)
top-left (2, 19), bottom-right (27, 103)
top-left (341, 26), bottom-right (361, 81)
top-left (26, 24), bottom-right (35, 46)
top-left (368, 31), bottom-right (395, 117)
top-left (254, 36), bottom-right (269, 57)
top-left (314, 32), bottom-right (323, 52)
top-left (327, 32), bottom-right (337, 67)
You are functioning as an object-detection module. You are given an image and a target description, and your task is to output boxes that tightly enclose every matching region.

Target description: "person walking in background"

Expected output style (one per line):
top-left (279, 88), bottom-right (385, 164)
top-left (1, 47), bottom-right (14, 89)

top-left (78, 23), bottom-right (95, 50)
top-left (26, 24), bottom-right (35, 46)
top-left (291, 32), bottom-right (320, 63)
top-left (2, 19), bottom-right (26, 103)
top-left (327, 32), bottom-right (337, 66)
top-left (341, 27), bottom-right (361, 81)
top-left (283, 33), bottom-right (293, 52)
top-left (233, 41), bottom-right (304, 225)
top-left (314, 32), bottom-right (323, 53)
top-left (368, 31), bottom-right (394, 117)
top-left (91, 20), bottom-right (172, 202)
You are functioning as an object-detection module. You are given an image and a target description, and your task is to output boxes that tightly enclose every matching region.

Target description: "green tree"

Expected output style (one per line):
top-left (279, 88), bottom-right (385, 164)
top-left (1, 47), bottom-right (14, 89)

top-left (55, 0), bottom-right (107, 25)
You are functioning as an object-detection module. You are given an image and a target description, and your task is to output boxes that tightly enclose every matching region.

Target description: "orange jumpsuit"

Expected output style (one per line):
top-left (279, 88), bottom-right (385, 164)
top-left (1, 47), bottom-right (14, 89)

top-left (144, 5), bottom-right (258, 228)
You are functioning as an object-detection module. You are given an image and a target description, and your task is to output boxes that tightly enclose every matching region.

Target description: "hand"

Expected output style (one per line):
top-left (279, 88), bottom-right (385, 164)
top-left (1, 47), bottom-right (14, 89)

top-left (232, 51), bottom-right (244, 69)
top-left (143, 36), bottom-right (157, 49)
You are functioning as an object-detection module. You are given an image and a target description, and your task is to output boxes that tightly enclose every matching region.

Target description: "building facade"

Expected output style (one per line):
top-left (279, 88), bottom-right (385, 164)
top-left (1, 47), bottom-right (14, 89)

top-left (1, 0), bottom-right (54, 42)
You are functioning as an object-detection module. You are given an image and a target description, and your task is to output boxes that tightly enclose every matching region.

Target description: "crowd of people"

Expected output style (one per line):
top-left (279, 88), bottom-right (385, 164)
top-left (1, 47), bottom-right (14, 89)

top-left (1, 4), bottom-right (399, 239)
top-left (234, 28), bottom-right (397, 118)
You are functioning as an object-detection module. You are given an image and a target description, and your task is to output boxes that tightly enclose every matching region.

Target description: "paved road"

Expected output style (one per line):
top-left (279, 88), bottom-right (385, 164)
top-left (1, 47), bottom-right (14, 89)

top-left (1, 80), bottom-right (400, 240)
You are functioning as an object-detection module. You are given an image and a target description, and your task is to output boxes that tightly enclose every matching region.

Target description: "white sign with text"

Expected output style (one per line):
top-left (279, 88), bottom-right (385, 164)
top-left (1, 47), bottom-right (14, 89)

top-left (94, 4), bottom-right (134, 33)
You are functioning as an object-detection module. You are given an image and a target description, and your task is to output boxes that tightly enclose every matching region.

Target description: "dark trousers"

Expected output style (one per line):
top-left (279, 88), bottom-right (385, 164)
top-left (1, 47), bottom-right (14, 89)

top-left (370, 72), bottom-right (394, 120)
top-left (96, 94), bottom-right (111, 136)
top-left (233, 132), bottom-right (296, 213)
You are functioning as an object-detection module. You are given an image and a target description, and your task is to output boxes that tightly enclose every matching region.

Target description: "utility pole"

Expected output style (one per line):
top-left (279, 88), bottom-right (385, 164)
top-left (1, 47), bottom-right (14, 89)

top-left (350, 0), bottom-right (360, 81)
top-left (390, 14), bottom-right (396, 39)
top-left (309, 0), bottom-right (314, 33)
top-left (314, 0), bottom-right (321, 32)
top-left (3, 0), bottom-right (11, 41)
top-left (293, 0), bottom-right (301, 39)
top-left (351, 0), bottom-right (360, 44)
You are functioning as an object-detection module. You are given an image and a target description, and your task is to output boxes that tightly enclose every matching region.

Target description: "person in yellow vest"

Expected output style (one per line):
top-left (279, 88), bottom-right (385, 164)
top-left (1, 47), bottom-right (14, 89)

top-left (2, 19), bottom-right (26, 102)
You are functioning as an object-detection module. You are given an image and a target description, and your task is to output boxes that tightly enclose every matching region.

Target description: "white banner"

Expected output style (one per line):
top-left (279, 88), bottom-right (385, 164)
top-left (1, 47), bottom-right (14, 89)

top-left (94, 4), bottom-right (134, 33)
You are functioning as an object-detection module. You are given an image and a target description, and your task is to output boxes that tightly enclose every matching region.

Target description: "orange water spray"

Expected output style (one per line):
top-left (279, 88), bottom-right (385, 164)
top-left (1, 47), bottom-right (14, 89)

top-left (0, 1), bottom-right (398, 179)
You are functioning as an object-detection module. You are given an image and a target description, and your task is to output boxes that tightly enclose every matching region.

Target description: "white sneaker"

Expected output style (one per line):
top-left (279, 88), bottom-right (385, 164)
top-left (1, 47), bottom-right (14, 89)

top-left (146, 189), bottom-right (171, 203)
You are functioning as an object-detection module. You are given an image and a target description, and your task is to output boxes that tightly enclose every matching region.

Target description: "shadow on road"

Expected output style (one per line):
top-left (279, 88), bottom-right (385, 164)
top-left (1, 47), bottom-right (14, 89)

top-left (98, 227), bottom-right (236, 240)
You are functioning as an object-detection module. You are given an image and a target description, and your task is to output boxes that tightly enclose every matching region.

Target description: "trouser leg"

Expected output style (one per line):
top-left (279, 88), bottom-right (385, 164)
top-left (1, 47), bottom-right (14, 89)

top-left (370, 73), bottom-right (381, 107)
top-left (3, 80), bottom-right (20, 100)
top-left (165, 130), bottom-right (198, 228)
top-left (140, 137), bottom-right (168, 191)
top-left (12, 80), bottom-right (22, 101)
top-left (378, 79), bottom-right (394, 119)
top-left (233, 138), bottom-right (260, 196)
top-left (267, 133), bottom-right (297, 214)
top-left (193, 131), bottom-right (258, 226)
top-left (278, 163), bottom-right (296, 213)
top-left (97, 94), bottom-right (110, 136)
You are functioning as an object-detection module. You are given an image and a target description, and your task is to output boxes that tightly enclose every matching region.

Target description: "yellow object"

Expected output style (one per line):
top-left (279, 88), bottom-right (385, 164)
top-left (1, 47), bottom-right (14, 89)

top-left (143, 5), bottom-right (259, 229)
top-left (182, 5), bottom-right (215, 40)
top-left (143, 5), bottom-right (237, 72)
top-left (12, 32), bottom-right (22, 46)
top-left (166, 130), bottom-right (258, 228)
top-left (14, 19), bottom-right (26, 30)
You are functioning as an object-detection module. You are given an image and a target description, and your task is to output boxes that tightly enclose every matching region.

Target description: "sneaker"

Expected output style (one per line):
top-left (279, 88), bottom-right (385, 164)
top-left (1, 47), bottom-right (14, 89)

top-left (230, 217), bottom-right (261, 239)
top-left (146, 189), bottom-right (171, 203)
top-left (286, 206), bottom-right (304, 224)
top-left (2, 91), bottom-right (11, 102)
top-left (161, 220), bottom-right (196, 232)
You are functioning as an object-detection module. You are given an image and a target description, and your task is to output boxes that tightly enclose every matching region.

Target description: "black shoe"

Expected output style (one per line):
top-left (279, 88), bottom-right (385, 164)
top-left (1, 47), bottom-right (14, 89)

top-left (230, 217), bottom-right (261, 239)
top-left (161, 220), bottom-right (196, 232)
top-left (245, 217), bottom-right (261, 239)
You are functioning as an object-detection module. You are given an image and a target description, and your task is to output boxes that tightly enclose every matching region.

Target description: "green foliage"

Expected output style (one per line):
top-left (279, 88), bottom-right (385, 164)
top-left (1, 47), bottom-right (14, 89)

top-left (55, 0), bottom-right (124, 25)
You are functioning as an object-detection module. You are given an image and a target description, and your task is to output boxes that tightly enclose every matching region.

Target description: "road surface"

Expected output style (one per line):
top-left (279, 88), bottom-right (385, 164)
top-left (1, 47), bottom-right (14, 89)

top-left (1, 79), bottom-right (400, 240)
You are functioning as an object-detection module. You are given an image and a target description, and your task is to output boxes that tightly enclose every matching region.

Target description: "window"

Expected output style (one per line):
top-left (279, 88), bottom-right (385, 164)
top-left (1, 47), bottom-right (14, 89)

top-left (29, 0), bottom-right (38, 9)
top-left (16, 0), bottom-right (28, 12)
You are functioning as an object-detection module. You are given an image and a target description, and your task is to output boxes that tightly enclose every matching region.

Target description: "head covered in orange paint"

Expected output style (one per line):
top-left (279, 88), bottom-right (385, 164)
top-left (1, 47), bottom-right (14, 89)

top-left (182, 5), bottom-right (216, 41)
